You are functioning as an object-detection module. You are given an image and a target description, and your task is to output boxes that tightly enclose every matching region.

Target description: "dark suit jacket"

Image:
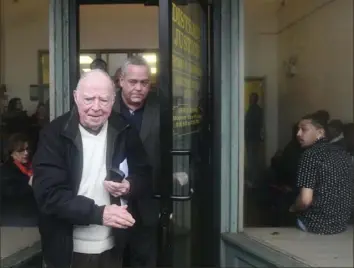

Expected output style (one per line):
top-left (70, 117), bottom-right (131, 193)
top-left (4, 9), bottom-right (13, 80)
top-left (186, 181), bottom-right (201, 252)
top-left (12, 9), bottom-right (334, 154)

top-left (113, 91), bottom-right (160, 226)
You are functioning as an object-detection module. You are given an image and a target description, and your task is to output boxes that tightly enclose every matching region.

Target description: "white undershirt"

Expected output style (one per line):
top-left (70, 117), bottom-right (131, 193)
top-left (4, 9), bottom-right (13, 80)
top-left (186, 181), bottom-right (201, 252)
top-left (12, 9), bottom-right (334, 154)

top-left (73, 122), bottom-right (114, 254)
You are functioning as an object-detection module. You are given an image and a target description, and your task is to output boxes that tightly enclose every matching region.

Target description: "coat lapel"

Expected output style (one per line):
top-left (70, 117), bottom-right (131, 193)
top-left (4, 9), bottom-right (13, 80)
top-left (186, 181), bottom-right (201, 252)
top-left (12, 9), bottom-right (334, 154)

top-left (106, 124), bottom-right (118, 170)
top-left (114, 91), bottom-right (158, 143)
top-left (140, 96), bottom-right (158, 143)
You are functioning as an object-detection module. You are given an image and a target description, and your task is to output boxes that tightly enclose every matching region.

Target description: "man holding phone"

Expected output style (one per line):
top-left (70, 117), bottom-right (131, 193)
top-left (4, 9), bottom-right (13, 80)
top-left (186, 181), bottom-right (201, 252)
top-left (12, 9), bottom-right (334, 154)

top-left (32, 69), bottom-right (151, 268)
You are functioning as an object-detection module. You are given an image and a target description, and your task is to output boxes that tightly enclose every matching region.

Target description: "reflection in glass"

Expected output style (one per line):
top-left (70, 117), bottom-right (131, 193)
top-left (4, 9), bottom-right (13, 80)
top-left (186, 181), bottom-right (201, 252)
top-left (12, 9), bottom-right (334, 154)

top-left (170, 1), bottom-right (205, 266)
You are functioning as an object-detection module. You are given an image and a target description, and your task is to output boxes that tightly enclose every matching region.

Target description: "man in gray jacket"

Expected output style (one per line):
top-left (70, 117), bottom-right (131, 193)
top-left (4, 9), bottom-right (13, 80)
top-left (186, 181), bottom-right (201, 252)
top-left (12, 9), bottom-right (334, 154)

top-left (113, 55), bottom-right (160, 267)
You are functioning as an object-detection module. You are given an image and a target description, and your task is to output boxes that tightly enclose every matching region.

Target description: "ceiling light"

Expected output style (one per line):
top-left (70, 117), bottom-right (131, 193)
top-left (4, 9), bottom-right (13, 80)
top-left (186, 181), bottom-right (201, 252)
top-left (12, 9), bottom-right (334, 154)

top-left (151, 67), bottom-right (157, 74)
top-left (143, 54), bottom-right (157, 63)
top-left (80, 56), bottom-right (93, 64)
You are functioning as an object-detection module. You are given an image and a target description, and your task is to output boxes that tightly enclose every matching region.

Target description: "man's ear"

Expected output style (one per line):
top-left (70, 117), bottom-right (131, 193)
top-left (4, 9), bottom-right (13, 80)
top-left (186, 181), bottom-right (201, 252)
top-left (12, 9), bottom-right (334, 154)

top-left (315, 127), bottom-right (324, 139)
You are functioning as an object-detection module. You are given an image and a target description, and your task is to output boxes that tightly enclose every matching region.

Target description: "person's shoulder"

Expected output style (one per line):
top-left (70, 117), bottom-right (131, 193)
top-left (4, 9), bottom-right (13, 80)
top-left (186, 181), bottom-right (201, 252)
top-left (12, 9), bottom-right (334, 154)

top-left (330, 144), bottom-right (352, 162)
top-left (108, 110), bottom-right (134, 133)
top-left (147, 91), bottom-right (160, 105)
top-left (1, 158), bottom-right (14, 171)
top-left (109, 110), bottom-right (128, 123)
top-left (300, 146), bottom-right (318, 162)
top-left (40, 111), bottom-right (71, 136)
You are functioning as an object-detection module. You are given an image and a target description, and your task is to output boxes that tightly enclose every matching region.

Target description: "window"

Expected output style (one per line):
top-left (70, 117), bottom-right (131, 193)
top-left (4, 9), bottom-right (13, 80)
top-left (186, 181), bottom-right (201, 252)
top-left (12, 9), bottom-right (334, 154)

top-left (79, 53), bottom-right (97, 74)
top-left (239, 0), bottom-right (353, 266)
top-left (38, 50), bottom-right (159, 86)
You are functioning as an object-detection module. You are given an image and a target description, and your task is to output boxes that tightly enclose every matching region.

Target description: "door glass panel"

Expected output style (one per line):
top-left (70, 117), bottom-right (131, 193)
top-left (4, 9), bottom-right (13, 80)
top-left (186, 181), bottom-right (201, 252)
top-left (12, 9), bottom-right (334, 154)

top-left (100, 53), bottom-right (108, 63)
top-left (171, 1), bottom-right (205, 266)
top-left (79, 53), bottom-right (96, 75)
top-left (106, 53), bottom-right (128, 76)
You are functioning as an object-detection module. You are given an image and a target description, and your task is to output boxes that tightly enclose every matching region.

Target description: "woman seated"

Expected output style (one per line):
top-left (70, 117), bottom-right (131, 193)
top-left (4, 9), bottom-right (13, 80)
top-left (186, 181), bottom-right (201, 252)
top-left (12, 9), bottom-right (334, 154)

top-left (0, 133), bottom-right (35, 211)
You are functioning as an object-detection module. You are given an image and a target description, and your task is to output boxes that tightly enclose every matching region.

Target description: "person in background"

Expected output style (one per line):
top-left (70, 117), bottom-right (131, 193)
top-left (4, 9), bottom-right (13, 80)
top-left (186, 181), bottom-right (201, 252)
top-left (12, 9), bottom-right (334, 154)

top-left (113, 56), bottom-right (160, 268)
top-left (113, 67), bottom-right (122, 90)
top-left (245, 92), bottom-right (263, 188)
top-left (3, 97), bottom-right (30, 135)
top-left (0, 133), bottom-right (34, 202)
top-left (328, 119), bottom-right (346, 148)
top-left (90, 58), bottom-right (108, 72)
top-left (313, 109), bottom-right (330, 124)
top-left (6, 97), bottom-right (24, 115)
top-left (32, 69), bottom-right (151, 268)
top-left (289, 113), bottom-right (353, 235)
top-left (30, 102), bottom-right (50, 154)
top-left (344, 123), bottom-right (354, 156)
top-left (31, 102), bottom-right (50, 128)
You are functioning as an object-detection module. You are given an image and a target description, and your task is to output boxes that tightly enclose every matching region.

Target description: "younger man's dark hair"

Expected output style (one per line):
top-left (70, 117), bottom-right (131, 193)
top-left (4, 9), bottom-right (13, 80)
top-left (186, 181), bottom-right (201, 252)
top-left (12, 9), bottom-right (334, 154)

top-left (301, 112), bottom-right (328, 135)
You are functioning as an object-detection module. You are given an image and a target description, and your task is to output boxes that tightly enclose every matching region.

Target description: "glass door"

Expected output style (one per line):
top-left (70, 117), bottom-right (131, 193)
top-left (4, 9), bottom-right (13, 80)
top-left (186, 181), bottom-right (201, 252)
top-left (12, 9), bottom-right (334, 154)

top-left (158, 0), bottom-right (215, 267)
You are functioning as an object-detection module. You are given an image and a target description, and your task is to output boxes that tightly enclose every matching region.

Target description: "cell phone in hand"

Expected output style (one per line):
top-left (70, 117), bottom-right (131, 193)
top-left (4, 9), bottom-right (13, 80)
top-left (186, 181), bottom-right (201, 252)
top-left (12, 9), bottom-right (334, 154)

top-left (106, 168), bottom-right (125, 183)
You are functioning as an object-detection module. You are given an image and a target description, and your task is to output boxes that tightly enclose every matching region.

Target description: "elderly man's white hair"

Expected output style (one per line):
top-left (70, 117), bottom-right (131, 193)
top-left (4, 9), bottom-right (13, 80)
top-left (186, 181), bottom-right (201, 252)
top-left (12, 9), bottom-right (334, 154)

top-left (75, 69), bottom-right (115, 93)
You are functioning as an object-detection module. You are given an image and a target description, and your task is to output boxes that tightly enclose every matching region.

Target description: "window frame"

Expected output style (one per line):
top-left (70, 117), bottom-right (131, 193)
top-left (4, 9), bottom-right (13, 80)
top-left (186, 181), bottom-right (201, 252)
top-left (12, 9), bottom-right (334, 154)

top-left (37, 48), bottom-right (159, 85)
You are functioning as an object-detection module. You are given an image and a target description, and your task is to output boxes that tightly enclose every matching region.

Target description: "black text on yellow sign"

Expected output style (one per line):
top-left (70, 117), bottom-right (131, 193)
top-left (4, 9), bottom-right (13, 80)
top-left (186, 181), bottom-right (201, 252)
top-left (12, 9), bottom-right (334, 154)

top-left (172, 3), bottom-right (201, 60)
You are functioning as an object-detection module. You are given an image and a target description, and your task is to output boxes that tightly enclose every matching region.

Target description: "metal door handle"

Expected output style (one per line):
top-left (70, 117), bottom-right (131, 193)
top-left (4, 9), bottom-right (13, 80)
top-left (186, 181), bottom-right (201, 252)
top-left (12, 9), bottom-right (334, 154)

top-left (170, 149), bottom-right (191, 156)
top-left (154, 188), bottom-right (194, 201)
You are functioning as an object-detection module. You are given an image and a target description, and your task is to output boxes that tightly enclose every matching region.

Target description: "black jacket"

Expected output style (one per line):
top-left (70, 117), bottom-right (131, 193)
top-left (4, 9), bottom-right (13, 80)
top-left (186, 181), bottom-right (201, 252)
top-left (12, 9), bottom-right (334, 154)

top-left (32, 108), bottom-right (152, 268)
top-left (113, 92), bottom-right (160, 226)
top-left (0, 158), bottom-right (33, 201)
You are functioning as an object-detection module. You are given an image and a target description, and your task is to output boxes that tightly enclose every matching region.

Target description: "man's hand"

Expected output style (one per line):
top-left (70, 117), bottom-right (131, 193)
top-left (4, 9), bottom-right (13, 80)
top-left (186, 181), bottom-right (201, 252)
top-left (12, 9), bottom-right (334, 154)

top-left (103, 204), bottom-right (135, 228)
top-left (103, 179), bottom-right (130, 197)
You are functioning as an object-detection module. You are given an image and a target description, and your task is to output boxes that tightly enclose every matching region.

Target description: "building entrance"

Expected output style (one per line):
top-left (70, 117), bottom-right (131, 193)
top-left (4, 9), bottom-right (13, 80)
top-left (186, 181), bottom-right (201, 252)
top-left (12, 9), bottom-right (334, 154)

top-left (55, 0), bottom-right (217, 266)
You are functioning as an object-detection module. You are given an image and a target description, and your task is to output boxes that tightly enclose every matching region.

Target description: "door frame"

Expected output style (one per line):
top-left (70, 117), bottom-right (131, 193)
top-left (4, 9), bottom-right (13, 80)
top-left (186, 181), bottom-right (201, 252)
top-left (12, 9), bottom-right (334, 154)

top-left (49, 0), bottom-right (79, 119)
top-left (48, 0), bottom-right (224, 266)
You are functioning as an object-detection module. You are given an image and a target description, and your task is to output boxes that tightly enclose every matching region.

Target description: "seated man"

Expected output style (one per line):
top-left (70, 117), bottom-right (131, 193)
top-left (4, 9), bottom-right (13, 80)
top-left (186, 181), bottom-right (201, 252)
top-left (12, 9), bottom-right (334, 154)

top-left (289, 113), bottom-right (353, 234)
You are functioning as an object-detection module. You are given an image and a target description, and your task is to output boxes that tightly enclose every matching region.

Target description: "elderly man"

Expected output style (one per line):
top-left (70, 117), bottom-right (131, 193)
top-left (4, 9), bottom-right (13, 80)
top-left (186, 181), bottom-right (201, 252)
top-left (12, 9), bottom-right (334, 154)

top-left (113, 56), bottom-right (160, 267)
top-left (32, 69), bottom-right (152, 268)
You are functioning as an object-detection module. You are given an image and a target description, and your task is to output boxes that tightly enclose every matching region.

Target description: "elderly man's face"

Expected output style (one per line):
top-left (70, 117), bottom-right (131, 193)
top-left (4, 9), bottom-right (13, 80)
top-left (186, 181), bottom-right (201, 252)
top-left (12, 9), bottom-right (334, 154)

top-left (74, 71), bottom-right (115, 131)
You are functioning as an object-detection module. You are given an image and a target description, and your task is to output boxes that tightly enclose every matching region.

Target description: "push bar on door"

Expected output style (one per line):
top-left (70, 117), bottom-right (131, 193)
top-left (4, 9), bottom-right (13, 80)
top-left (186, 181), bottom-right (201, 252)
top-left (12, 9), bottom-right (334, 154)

top-left (170, 149), bottom-right (191, 156)
top-left (153, 188), bottom-right (194, 201)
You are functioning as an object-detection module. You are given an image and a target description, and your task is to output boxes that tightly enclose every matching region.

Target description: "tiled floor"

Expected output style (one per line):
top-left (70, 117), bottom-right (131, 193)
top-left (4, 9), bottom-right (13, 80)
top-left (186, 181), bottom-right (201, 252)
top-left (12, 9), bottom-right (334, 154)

top-left (0, 227), bottom-right (40, 259)
top-left (4, 225), bottom-right (352, 267)
top-left (245, 226), bottom-right (353, 267)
